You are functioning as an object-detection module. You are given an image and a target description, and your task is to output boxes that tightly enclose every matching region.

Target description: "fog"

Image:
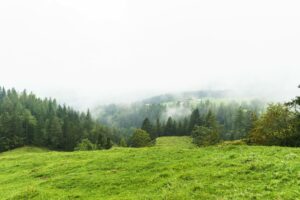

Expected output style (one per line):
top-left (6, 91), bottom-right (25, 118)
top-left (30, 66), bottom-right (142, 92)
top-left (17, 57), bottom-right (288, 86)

top-left (0, 0), bottom-right (299, 110)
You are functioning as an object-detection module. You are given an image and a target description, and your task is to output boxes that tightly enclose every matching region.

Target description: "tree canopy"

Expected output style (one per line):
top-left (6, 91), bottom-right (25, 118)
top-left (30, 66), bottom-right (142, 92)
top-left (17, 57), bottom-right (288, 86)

top-left (0, 87), bottom-right (114, 152)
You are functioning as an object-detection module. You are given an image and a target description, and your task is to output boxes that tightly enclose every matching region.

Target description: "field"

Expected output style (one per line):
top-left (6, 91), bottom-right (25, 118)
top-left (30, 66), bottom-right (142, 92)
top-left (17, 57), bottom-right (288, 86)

top-left (1, 137), bottom-right (300, 200)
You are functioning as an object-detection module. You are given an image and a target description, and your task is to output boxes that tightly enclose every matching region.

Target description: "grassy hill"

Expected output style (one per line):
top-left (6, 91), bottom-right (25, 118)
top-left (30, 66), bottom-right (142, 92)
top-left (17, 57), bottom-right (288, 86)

top-left (1, 137), bottom-right (300, 199)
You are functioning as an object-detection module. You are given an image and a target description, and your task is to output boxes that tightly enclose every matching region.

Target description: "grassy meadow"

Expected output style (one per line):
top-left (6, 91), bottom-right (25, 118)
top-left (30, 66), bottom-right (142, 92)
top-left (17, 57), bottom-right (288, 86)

top-left (1, 137), bottom-right (300, 200)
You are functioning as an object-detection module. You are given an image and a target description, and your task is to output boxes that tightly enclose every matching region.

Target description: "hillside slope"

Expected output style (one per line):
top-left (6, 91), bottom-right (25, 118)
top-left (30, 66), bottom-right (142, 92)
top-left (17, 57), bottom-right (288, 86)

top-left (1, 138), bottom-right (300, 199)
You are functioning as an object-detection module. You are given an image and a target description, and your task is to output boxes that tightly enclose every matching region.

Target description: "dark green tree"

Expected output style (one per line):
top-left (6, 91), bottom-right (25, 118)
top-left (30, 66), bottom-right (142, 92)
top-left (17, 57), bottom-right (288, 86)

top-left (189, 109), bottom-right (200, 132)
top-left (46, 116), bottom-right (63, 149)
top-left (141, 118), bottom-right (156, 139)
top-left (105, 137), bottom-right (113, 149)
top-left (192, 126), bottom-right (220, 146)
top-left (155, 118), bottom-right (162, 137)
top-left (0, 86), bottom-right (118, 152)
top-left (164, 117), bottom-right (174, 135)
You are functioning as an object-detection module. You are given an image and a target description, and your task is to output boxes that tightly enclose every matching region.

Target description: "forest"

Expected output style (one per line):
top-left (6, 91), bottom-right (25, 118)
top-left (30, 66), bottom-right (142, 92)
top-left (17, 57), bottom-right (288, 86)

top-left (0, 87), bottom-right (116, 152)
top-left (0, 86), bottom-right (299, 152)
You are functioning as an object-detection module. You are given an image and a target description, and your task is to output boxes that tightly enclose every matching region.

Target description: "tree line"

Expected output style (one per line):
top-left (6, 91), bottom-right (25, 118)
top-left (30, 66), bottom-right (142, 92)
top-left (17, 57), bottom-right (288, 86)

top-left (0, 87), bottom-right (115, 152)
top-left (95, 97), bottom-right (265, 133)
top-left (137, 107), bottom-right (258, 144)
top-left (96, 99), bottom-right (265, 143)
top-left (135, 86), bottom-right (299, 148)
top-left (1, 86), bottom-right (299, 150)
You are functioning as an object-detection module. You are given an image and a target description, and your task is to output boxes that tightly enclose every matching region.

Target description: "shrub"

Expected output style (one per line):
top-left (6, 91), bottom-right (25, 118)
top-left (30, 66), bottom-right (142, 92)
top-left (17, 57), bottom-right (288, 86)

top-left (249, 104), bottom-right (297, 146)
top-left (119, 138), bottom-right (127, 147)
top-left (192, 126), bottom-right (220, 146)
top-left (130, 129), bottom-right (151, 147)
top-left (75, 139), bottom-right (95, 151)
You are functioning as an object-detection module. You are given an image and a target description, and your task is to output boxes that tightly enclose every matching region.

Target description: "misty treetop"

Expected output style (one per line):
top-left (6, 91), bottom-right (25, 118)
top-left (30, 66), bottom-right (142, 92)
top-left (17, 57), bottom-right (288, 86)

top-left (137, 86), bottom-right (299, 147)
top-left (1, 85), bottom-right (299, 151)
top-left (95, 94), bottom-right (266, 141)
top-left (0, 87), bottom-right (114, 152)
top-left (134, 101), bottom-right (264, 141)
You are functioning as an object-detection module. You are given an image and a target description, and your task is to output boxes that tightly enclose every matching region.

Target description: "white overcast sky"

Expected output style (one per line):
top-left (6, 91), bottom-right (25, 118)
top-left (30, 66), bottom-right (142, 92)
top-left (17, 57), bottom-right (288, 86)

top-left (0, 0), bottom-right (299, 109)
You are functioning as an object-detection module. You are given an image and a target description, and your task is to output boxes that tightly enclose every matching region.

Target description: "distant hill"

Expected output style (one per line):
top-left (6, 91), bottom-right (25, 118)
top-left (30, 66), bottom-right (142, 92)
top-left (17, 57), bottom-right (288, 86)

top-left (93, 90), bottom-right (231, 129)
top-left (93, 90), bottom-right (265, 136)
top-left (141, 90), bottom-right (230, 104)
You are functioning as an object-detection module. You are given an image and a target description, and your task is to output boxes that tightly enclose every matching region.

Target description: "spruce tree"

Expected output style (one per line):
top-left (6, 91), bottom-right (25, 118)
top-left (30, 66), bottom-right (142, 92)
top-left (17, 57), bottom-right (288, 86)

top-left (141, 118), bottom-right (156, 139)
top-left (165, 117), bottom-right (173, 135)
top-left (155, 118), bottom-right (162, 137)
top-left (46, 116), bottom-right (63, 149)
top-left (183, 117), bottom-right (189, 135)
top-left (189, 109), bottom-right (200, 132)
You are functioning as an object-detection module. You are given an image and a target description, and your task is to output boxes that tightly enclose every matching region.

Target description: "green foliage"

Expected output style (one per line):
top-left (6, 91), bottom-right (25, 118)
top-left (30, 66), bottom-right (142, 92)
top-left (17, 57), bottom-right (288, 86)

top-left (119, 137), bottom-right (127, 147)
top-left (285, 85), bottom-right (300, 140)
top-left (141, 118), bottom-right (156, 139)
top-left (189, 108), bottom-right (201, 132)
top-left (249, 104), bottom-right (297, 146)
top-left (155, 118), bottom-right (162, 137)
top-left (130, 129), bottom-right (151, 147)
top-left (46, 116), bottom-right (63, 149)
top-left (75, 138), bottom-right (95, 151)
top-left (95, 95), bottom-right (266, 141)
top-left (105, 137), bottom-right (113, 149)
top-left (191, 110), bottom-right (221, 146)
top-left (164, 117), bottom-right (175, 136)
top-left (0, 87), bottom-right (115, 152)
top-left (192, 126), bottom-right (220, 146)
top-left (248, 86), bottom-right (299, 147)
top-left (141, 118), bottom-right (152, 133)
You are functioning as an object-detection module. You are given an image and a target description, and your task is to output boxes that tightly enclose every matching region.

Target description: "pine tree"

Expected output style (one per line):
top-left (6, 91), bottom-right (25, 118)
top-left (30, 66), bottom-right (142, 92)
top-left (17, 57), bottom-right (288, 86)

top-left (141, 118), bottom-right (156, 139)
top-left (155, 118), bottom-right (162, 137)
top-left (22, 109), bottom-right (37, 145)
top-left (234, 107), bottom-right (246, 139)
top-left (164, 117), bottom-right (174, 136)
top-left (46, 116), bottom-right (63, 149)
top-left (183, 117), bottom-right (189, 135)
top-left (141, 118), bottom-right (152, 133)
top-left (0, 86), bottom-right (117, 152)
top-left (205, 110), bottom-right (218, 129)
top-left (172, 120), bottom-right (177, 135)
top-left (189, 109), bottom-right (200, 132)
top-left (105, 137), bottom-right (113, 149)
top-left (177, 121), bottom-right (183, 136)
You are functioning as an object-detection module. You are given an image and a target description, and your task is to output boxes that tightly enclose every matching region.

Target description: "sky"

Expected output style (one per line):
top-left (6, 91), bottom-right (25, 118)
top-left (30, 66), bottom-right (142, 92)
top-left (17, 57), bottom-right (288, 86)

top-left (0, 0), bottom-right (299, 109)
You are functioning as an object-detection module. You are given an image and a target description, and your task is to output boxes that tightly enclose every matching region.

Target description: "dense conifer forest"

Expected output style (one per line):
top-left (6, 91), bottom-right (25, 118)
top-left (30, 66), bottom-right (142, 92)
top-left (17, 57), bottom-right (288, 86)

top-left (0, 87), bottom-right (115, 152)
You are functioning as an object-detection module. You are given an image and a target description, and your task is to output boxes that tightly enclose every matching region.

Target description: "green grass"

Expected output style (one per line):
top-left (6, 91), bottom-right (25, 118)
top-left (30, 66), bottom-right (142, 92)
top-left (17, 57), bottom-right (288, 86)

top-left (1, 146), bottom-right (49, 155)
top-left (155, 136), bottom-right (196, 149)
top-left (1, 137), bottom-right (300, 199)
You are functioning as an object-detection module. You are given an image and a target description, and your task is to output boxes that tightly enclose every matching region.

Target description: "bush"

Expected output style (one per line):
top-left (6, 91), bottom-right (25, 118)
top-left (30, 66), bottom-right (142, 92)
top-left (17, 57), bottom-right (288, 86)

top-left (130, 129), bottom-right (151, 147)
top-left (192, 126), bottom-right (220, 146)
top-left (119, 138), bottom-right (127, 147)
top-left (75, 139), bottom-right (95, 151)
top-left (249, 104), bottom-right (297, 146)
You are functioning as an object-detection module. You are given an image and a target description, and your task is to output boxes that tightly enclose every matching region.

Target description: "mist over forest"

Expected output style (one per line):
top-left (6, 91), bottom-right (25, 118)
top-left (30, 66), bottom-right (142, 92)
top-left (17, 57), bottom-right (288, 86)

top-left (1, 0), bottom-right (300, 199)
